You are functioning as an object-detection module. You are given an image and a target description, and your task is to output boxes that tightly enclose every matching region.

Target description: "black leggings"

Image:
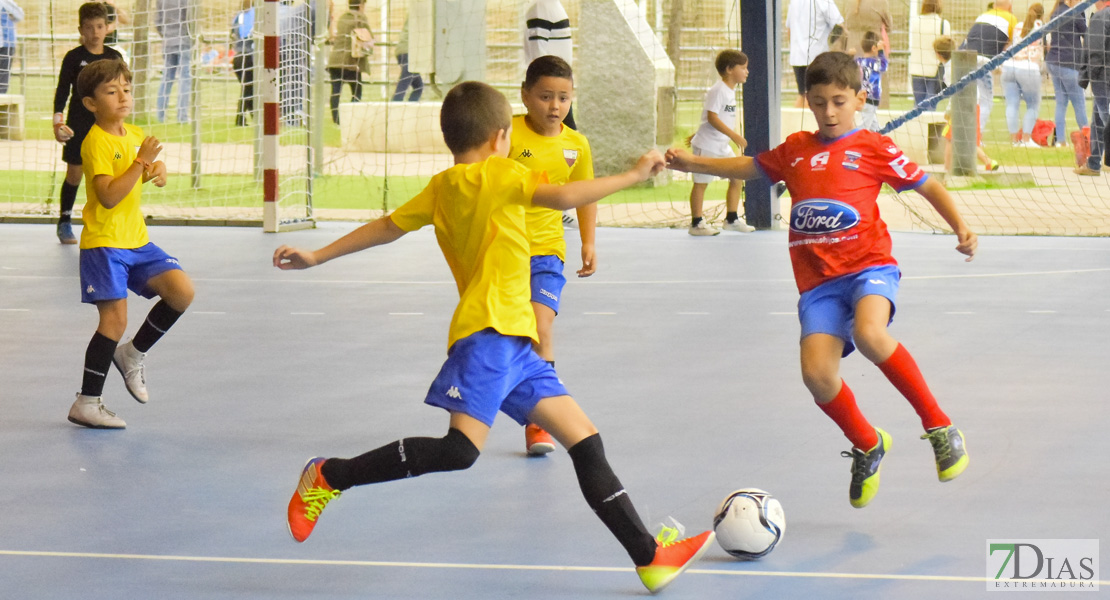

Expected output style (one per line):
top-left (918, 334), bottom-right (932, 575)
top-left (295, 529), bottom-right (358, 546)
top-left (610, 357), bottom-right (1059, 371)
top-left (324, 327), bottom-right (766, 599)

top-left (328, 67), bottom-right (363, 124)
top-left (232, 54), bottom-right (254, 121)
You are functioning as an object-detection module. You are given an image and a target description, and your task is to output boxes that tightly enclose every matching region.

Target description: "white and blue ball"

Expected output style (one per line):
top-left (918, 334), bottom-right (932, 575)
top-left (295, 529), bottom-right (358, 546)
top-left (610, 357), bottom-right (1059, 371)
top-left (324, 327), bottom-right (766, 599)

top-left (712, 488), bottom-right (786, 559)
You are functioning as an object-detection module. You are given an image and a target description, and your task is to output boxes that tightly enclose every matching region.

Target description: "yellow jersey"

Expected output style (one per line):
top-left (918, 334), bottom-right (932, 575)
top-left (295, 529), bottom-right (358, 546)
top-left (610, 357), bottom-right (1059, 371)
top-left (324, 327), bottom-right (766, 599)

top-left (390, 156), bottom-right (548, 350)
top-left (79, 122), bottom-right (150, 250)
top-left (509, 115), bottom-right (593, 261)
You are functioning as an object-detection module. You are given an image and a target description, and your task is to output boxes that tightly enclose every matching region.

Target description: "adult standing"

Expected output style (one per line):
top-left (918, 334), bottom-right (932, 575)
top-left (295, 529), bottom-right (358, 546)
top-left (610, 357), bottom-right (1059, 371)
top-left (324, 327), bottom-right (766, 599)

top-left (103, 0), bottom-right (131, 61)
top-left (960, 0), bottom-right (1018, 134)
top-left (1045, 0), bottom-right (1089, 146)
top-left (1076, 0), bottom-right (1110, 175)
top-left (328, 0), bottom-right (372, 125)
top-left (844, 0), bottom-right (892, 57)
top-left (523, 0), bottom-right (575, 128)
top-left (0, 0), bottom-right (22, 94)
top-left (392, 16), bottom-right (422, 101)
top-left (230, 0), bottom-right (254, 127)
top-left (155, 0), bottom-right (195, 123)
top-left (909, 0), bottom-right (951, 104)
top-left (1002, 4), bottom-right (1045, 146)
top-left (785, 0), bottom-right (844, 108)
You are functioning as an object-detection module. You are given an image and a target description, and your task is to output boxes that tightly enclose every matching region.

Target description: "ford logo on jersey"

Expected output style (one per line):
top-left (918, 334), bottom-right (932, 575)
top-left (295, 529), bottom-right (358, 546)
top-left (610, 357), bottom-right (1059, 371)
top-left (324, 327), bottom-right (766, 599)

top-left (790, 199), bottom-right (861, 234)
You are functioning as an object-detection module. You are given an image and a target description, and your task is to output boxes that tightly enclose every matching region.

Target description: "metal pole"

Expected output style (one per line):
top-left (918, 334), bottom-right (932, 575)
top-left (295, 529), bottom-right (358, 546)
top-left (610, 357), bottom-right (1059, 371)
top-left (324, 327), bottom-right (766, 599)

top-left (740, 0), bottom-right (781, 229)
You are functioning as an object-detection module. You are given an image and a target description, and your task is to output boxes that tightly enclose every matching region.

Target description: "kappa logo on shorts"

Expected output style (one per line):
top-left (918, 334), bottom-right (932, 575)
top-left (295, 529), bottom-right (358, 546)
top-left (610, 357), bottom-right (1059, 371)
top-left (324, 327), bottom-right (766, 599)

top-left (86, 285), bottom-right (95, 294)
top-left (539, 289), bottom-right (558, 302)
top-left (446, 386), bottom-right (462, 399)
top-left (165, 258), bottom-right (179, 265)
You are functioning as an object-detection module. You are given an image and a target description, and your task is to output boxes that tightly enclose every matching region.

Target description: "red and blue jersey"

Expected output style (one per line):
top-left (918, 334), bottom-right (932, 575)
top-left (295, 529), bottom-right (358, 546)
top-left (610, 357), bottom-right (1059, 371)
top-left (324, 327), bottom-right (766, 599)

top-left (755, 129), bottom-right (928, 293)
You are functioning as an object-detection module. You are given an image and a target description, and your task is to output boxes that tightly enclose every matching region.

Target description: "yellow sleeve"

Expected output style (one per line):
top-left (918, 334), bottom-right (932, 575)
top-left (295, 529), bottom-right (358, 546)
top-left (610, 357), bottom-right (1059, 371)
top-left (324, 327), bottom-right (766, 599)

top-left (389, 179), bottom-right (436, 231)
top-left (81, 130), bottom-right (116, 178)
top-left (519, 165), bottom-right (548, 205)
top-left (569, 137), bottom-right (594, 182)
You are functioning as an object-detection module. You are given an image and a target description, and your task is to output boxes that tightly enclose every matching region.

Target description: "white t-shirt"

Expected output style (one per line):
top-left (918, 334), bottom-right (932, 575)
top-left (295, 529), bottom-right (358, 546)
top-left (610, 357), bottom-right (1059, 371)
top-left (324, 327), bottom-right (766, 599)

top-left (523, 0), bottom-right (573, 65)
top-left (909, 13), bottom-right (951, 78)
top-left (786, 0), bottom-right (843, 67)
top-left (691, 79), bottom-right (738, 154)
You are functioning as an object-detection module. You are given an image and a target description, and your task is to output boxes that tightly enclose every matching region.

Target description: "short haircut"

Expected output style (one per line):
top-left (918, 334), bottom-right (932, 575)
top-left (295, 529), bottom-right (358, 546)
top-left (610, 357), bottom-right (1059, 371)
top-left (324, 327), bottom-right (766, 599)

top-left (523, 55), bottom-right (574, 89)
top-left (440, 81), bottom-right (512, 155)
top-left (715, 49), bottom-right (748, 75)
top-left (861, 31), bottom-right (879, 53)
top-left (77, 59), bottom-right (132, 100)
top-left (805, 51), bottom-right (861, 92)
top-left (78, 2), bottom-right (108, 26)
top-left (933, 36), bottom-right (955, 61)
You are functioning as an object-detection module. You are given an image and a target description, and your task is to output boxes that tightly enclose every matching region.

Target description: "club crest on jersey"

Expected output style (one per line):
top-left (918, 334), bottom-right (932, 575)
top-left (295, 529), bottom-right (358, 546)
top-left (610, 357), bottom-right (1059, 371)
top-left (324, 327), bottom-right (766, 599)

top-left (563, 149), bottom-right (578, 167)
top-left (790, 199), bottom-right (861, 235)
top-left (842, 150), bottom-right (862, 170)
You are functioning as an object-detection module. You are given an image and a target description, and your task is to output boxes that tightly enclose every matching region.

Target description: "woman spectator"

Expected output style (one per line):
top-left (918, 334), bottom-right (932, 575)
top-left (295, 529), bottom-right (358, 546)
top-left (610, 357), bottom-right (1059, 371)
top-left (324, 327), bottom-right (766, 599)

top-left (1045, 0), bottom-right (1089, 146)
top-left (327, 0), bottom-right (372, 125)
top-left (230, 0), bottom-right (254, 127)
top-left (909, 0), bottom-right (951, 104)
top-left (1002, 3), bottom-right (1045, 146)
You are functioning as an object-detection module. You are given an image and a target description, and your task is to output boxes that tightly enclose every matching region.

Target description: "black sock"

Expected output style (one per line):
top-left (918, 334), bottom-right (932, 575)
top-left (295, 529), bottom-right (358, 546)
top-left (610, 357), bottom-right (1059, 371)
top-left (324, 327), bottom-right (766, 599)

top-left (691, 216), bottom-right (703, 227)
top-left (132, 300), bottom-right (184, 353)
top-left (59, 181), bottom-right (79, 223)
top-left (81, 331), bottom-right (118, 397)
top-left (321, 428), bottom-right (480, 491)
top-left (726, 211), bottom-right (739, 223)
top-left (568, 434), bottom-right (657, 566)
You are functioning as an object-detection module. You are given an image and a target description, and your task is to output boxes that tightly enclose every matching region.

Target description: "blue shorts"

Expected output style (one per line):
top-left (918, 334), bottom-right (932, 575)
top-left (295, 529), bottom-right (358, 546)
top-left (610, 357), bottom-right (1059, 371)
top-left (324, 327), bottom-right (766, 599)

top-left (425, 328), bottom-right (569, 427)
top-left (79, 243), bottom-right (183, 304)
top-left (797, 265), bottom-right (901, 357)
top-left (530, 254), bottom-right (566, 314)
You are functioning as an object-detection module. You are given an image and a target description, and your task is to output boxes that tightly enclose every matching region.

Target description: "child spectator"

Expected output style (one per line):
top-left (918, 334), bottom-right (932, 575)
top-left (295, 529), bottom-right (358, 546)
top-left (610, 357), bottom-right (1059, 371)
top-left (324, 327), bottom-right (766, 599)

top-left (855, 31), bottom-right (888, 131)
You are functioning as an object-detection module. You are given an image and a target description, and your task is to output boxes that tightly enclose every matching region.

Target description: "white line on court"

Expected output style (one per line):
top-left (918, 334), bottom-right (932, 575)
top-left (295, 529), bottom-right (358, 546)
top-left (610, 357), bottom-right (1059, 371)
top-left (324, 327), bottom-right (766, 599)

top-left (677, 311), bottom-right (709, 315)
top-left (192, 311), bottom-right (226, 315)
top-left (290, 312), bottom-right (325, 316)
top-left (2, 547), bottom-right (1101, 585)
top-left (389, 312), bottom-right (424, 316)
top-left (583, 312), bottom-right (616, 315)
top-left (769, 312), bottom-right (795, 315)
top-left (1, 549), bottom-right (1104, 586)
top-left (943, 311), bottom-right (975, 315)
top-left (0, 308), bottom-right (30, 312)
top-left (1026, 310), bottom-right (1057, 314)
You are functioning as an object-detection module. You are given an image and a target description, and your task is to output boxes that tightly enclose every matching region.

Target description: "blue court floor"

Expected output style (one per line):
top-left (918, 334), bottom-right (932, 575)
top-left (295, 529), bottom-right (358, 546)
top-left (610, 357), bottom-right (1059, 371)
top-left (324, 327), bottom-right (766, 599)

top-left (1, 222), bottom-right (1107, 599)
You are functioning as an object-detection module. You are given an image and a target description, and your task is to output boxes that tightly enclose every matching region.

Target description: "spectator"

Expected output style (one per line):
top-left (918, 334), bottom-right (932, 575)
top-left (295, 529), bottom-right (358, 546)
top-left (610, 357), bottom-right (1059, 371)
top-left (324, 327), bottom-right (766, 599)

top-left (0, 0), bottom-right (22, 94)
top-left (844, 0), bottom-right (892, 58)
top-left (392, 16), bottom-right (422, 101)
top-left (230, 0), bottom-right (254, 127)
top-left (1046, 0), bottom-right (1089, 146)
top-left (279, 0), bottom-right (312, 125)
top-left (909, 0), bottom-right (951, 104)
top-left (103, 0), bottom-right (131, 61)
top-left (1075, 0), bottom-right (1109, 175)
top-left (785, 0), bottom-right (843, 108)
top-left (523, 0), bottom-right (575, 129)
top-left (327, 0), bottom-right (372, 125)
top-left (960, 0), bottom-right (1018, 134)
top-left (856, 31), bottom-right (888, 131)
top-left (1002, 3), bottom-right (1045, 147)
top-left (155, 0), bottom-right (195, 123)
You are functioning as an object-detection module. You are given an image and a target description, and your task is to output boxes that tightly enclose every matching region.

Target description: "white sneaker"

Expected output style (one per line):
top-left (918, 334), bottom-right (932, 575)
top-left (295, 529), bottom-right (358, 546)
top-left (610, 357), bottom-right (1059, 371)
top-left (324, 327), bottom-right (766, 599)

top-left (1021, 140), bottom-right (1041, 148)
top-left (688, 221), bottom-right (720, 236)
top-left (561, 212), bottom-right (578, 230)
top-left (721, 219), bottom-right (754, 232)
top-left (68, 394), bottom-right (126, 429)
top-left (113, 339), bottom-right (149, 403)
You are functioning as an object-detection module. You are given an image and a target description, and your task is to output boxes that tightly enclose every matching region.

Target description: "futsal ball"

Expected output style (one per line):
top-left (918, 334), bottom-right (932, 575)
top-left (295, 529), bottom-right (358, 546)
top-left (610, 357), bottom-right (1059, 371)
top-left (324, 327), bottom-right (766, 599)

top-left (712, 488), bottom-right (786, 559)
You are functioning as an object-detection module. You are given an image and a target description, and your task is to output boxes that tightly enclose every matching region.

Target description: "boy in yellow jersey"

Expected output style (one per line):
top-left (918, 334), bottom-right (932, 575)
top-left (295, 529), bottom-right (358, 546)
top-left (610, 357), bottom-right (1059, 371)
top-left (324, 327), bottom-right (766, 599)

top-left (510, 55), bottom-right (595, 455)
top-left (274, 81), bottom-right (714, 593)
top-left (68, 59), bottom-right (195, 429)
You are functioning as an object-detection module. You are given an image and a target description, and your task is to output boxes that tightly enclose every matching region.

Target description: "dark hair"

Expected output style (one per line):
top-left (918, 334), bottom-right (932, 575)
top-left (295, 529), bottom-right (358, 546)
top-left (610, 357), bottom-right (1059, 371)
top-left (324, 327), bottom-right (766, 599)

top-left (523, 55), bottom-right (574, 89)
top-left (861, 31), bottom-right (879, 53)
top-left (933, 35), bottom-right (955, 61)
top-left (76, 58), bottom-right (132, 100)
top-left (804, 51), bottom-right (861, 92)
top-left (440, 81), bottom-right (512, 155)
top-left (78, 2), bottom-right (108, 26)
top-left (714, 49), bottom-right (748, 75)
top-left (921, 0), bottom-right (942, 14)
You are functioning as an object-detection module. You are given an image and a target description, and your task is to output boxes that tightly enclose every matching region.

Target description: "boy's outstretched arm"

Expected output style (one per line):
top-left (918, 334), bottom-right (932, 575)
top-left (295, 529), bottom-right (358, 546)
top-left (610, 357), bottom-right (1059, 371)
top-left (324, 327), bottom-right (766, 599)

top-left (532, 150), bottom-right (665, 211)
top-left (273, 215), bottom-right (407, 270)
top-left (915, 177), bottom-right (977, 261)
top-left (666, 147), bottom-right (761, 180)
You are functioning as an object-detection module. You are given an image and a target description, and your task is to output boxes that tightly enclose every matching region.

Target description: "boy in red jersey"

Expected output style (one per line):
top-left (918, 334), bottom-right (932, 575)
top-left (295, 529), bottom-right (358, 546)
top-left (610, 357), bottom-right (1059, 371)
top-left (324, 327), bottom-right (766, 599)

top-left (667, 51), bottom-right (978, 509)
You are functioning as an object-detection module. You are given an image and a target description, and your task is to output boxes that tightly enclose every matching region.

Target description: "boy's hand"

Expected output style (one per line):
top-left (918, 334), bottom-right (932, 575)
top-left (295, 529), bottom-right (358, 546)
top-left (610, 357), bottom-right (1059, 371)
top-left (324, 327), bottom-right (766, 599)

top-left (665, 147), bottom-right (695, 172)
top-left (54, 124), bottom-right (74, 143)
top-left (632, 149), bottom-right (666, 180)
top-left (148, 161), bottom-right (168, 187)
top-left (684, 133), bottom-right (694, 148)
top-left (577, 243), bottom-right (596, 277)
top-left (955, 229), bottom-right (977, 261)
top-left (137, 136), bottom-right (163, 164)
top-left (736, 136), bottom-right (748, 151)
top-left (273, 245), bottom-right (319, 270)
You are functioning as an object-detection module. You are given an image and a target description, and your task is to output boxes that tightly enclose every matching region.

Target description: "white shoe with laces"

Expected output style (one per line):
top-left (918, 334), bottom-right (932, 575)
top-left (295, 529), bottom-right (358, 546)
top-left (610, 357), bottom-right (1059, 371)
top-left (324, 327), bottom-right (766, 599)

top-left (722, 219), bottom-right (754, 232)
top-left (688, 221), bottom-right (720, 236)
top-left (561, 211), bottom-right (578, 229)
top-left (68, 394), bottom-right (126, 429)
top-left (113, 339), bottom-right (149, 403)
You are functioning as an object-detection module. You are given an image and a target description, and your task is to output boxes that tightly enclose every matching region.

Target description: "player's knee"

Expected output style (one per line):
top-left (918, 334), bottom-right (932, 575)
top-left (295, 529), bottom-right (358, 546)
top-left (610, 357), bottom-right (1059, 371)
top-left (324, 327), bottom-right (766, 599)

top-left (439, 428), bottom-right (480, 471)
top-left (801, 365), bottom-right (839, 399)
top-left (852, 323), bottom-right (891, 360)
